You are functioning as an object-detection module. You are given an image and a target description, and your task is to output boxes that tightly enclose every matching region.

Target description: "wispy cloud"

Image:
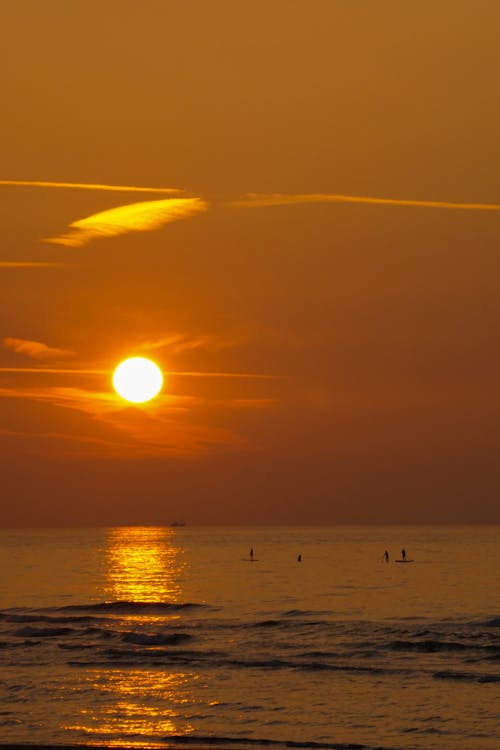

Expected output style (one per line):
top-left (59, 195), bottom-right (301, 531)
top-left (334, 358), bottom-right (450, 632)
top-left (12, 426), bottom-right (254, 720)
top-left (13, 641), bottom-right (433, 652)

top-left (0, 367), bottom-right (106, 374)
top-left (168, 370), bottom-right (279, 379)
top-left (0, 365), bottom-right (278, 379)
top-left (0, 425), bottom-right (131, 452)
top-left (44, 197), bottom-right (208, 247)
top-left (138, 333), bottom-right (243, 355)
top-left (4, 337), bottom-right (74, 361)
top-left (0, 384), bottom-right (244, 456)
top-left (0, 261), bottom-right (68, 268)
top-left (0, 179), bottom-right (181, 194)
top-left (0, 385), bottom-right (185, 417)
top-left (233, 192), bottom-right (500, 212)
top-left (0, 347), bottom-right (278, 456)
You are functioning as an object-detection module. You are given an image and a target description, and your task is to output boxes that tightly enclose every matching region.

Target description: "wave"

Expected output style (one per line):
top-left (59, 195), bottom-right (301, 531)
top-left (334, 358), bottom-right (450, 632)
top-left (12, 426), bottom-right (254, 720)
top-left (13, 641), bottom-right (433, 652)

top-left (298, 651), bottom-right (341, 659)
top-left (295, 662), bottom-right (397, 676)
top-left (387, 639), bottom-right (469, 653)
top-left (480, 617), bottom-right (500, 628)
top-left (11, 626), bottom-right (78, 638)
top-left (433, 670), bottom-right (500, 683)
top-left (0, 639), bottom-right (40, 649)
top-left (166, 735), bottom-right (380, 750)
top-left (55, 599), bottom-right (207, 613)
top-left (122, 631), bottom-right (193, 645)
top-left (63, 647), bottom-right (398, 675)
top-left (225, 657), bottom-right (398, 675)
top-left (249, 619), bottom-right (329, 630)
top-left (281, 609), bottom-right (332, 618)
top-left (402, 726), bottom-right (449, 736)
top-left (3, 612), bottom-right (97, 624)
top-left (66, 645), bottom-right (226, 666)
top-left (102, 645), bottom-right (209, 659)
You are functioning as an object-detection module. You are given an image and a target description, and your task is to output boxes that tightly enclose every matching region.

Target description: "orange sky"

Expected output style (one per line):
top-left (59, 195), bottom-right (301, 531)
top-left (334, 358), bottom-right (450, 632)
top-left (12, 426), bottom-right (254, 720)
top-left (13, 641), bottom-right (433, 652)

top-left (1, 1), bottom-right (499, 525)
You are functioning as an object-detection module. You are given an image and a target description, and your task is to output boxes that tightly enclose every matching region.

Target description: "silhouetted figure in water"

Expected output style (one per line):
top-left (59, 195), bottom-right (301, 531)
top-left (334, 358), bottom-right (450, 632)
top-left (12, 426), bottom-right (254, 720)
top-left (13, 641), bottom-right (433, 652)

top-left (297, 554), bottom-right (302, 562)
top-left (250, 548), bottom-right (254, 560)
top-left (401, 548), bottom-right (407, 561)
top-left (384, 550), bottom-right (389, 562)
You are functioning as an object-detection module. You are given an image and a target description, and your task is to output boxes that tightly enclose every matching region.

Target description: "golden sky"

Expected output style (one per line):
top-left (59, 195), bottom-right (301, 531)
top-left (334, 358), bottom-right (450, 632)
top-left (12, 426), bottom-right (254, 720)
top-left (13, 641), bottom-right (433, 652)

top-left (1, 1), bottom-right (499, 525)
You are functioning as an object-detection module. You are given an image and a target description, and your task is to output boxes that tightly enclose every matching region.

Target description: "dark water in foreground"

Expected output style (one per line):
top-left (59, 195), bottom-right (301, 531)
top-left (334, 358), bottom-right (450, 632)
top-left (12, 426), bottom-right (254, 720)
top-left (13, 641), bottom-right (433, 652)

top-left (0, 526), bottom-right (499, 750)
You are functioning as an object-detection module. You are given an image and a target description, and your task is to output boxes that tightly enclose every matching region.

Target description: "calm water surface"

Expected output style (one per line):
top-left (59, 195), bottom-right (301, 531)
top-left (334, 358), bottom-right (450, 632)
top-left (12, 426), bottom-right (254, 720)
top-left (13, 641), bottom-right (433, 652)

top-left (0, 526), bottom-right (499, 750)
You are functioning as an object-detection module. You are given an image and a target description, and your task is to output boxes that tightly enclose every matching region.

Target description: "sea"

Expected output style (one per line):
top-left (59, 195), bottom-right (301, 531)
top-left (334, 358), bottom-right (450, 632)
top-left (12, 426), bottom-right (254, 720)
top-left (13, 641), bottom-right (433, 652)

top-left (0, 526), bottom-right (499, 750)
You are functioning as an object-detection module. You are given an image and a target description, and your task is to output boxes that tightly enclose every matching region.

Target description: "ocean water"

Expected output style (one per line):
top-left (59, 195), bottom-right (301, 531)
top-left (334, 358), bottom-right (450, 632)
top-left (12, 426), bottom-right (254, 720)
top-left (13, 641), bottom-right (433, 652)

top-left (0, 525), bottom-right (499, 750)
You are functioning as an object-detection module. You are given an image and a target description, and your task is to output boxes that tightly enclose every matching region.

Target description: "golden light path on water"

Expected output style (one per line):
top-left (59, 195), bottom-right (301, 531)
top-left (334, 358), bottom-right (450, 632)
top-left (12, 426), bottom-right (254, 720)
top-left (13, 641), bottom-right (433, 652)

top-left (66, 671), bottom-right (197, 747)
top-left (104, 527), bottom-right (184, 603)
top-left (65, 528), bottom-right (197, 746)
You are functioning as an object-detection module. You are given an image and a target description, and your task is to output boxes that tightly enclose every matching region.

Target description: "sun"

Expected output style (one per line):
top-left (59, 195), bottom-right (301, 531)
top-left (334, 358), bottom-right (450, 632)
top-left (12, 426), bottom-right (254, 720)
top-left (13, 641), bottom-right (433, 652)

top-left (113, 357), bottom-right (164, 403)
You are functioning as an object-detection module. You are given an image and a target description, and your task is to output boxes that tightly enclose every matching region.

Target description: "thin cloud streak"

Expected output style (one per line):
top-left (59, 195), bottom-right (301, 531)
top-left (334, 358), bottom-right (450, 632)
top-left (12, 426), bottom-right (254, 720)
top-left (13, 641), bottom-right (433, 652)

top-left (168, 371), bottom-right (280, 379)
top-left (0, 366), bottom-right (278, 379)
top-left (139, 333), bottom-right (243, 355)
top-left (4, 337), bottom-right (74, 361)
top-left (1, 425), bottom-right (242, 457)
top-left (0, 385), bottom-right (188, 414)
top-left (44, 197), bottom-right (208, 247)
top-left (0, 367), bottom-right (107, 374)
top-left (0, 426), bottom-right (132, 452)
top-left (0, 383), bottom-right (197, 419)
top-left (233, 192), bottom-right (500, 212)
top-left (0, 179), bottom-right (181, 194)
top-left (0, 262), bottom-right (68, 268)
top-left (0, 385), bottom-right (244, 456)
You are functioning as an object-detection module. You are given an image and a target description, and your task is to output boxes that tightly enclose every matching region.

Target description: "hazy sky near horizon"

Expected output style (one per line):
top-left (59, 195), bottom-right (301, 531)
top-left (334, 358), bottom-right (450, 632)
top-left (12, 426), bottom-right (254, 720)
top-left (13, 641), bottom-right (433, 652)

top-left (1, 1), bottom-right (500, 525)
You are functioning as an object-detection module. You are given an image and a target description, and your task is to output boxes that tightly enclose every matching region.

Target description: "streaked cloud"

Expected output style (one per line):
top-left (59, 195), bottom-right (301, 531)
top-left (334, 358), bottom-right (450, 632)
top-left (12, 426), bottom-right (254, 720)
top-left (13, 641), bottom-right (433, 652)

top-left (0, 385), bottom-right (186, 417)
top-left (4, 337), bottom-right (74, 361)
top-left (44, 197), bottom-right (208, 247)
top-left (0, 425), bottom-right (133, 453)
top-left (233, 192), bottom-right (500, 212)
top-left (223, 398), bottom-right (277, 408)
top-left (0, 346), bottom-right (278, 455)
top-left (139, 333), bottom-right (243, 355)
top-left (0, 384), bottom-right (245, 456)
top-left (0, 179), bottom-right (181, 194)
top-left (0, 261), bottom-right (68, 268)
top-left (168, 370), bottom-right (279, 379)
top-left (0, 365), bottom-right (278, 380)
top-left (0, 367), bottom-right (106, 374)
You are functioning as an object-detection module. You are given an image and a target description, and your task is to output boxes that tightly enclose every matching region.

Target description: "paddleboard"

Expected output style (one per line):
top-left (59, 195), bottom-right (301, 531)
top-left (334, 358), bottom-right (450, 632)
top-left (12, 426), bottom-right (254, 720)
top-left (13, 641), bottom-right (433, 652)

top-left (395, 559), bottom-right (414, 563)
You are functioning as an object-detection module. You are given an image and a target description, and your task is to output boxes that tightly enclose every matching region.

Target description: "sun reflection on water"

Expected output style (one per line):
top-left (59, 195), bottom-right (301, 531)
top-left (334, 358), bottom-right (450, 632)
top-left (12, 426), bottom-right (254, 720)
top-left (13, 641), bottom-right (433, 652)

top-left (104, 526), bottom-right (184, 604)
top-left (64, 528), bottom-right (197, 746)
top-left (65, 670), bottom-right (197, 746)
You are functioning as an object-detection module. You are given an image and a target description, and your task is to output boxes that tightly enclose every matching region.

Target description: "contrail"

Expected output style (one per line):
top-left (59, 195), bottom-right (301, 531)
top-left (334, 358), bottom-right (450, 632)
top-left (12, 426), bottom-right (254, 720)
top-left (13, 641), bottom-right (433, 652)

top-left (0, 179), bottom-right (182, 194)
top-left (233, 192), bottom-right (500, 212)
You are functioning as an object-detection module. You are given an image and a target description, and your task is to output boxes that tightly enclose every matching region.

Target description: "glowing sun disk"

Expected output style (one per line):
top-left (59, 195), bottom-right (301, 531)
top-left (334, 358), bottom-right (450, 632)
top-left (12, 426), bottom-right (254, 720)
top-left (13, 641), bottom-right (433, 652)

top-left (113, 357), bottom-right (163, 403)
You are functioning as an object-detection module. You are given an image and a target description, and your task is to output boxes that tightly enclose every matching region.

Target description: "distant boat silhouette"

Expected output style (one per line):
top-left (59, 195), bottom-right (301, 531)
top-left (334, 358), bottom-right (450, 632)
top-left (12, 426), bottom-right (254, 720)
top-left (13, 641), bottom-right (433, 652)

top-left (170, 520), bottom-right (186, 527)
